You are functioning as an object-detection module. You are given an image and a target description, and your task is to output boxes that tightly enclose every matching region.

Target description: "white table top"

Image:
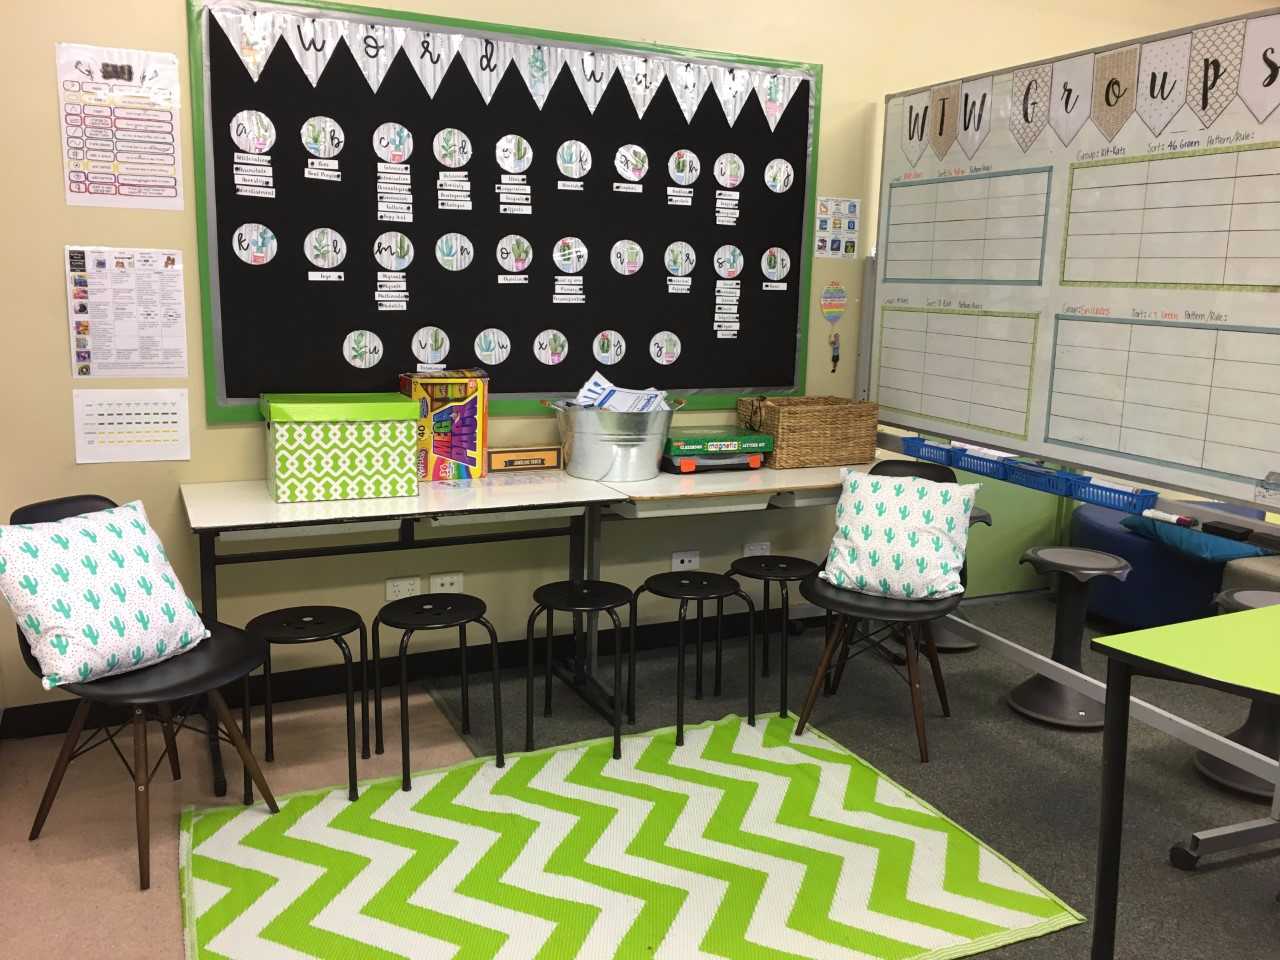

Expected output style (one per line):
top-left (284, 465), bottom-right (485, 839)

top-left (603, 464), bottom-right (868, 500)
top-left (181, 473), bottom-right (624, 532)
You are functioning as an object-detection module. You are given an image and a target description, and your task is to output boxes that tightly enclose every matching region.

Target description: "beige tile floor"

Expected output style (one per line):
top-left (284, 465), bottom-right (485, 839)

top-left (0, 691), bottom-right (472, 959)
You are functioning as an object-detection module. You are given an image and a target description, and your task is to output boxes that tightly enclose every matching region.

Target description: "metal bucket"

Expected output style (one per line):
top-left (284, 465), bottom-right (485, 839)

top-left (552, 401), bottom-right (676, 482)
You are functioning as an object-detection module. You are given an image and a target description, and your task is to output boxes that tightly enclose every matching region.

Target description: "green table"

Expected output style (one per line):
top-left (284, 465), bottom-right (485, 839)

top-left (1090, 605), bottom-right (1280, 958)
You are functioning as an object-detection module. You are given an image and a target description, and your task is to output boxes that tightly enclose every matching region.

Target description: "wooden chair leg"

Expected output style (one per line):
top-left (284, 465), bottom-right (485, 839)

top-left (829, 618), bottom-right (858, 695)
top-left (29, 699), bottom-right (91, 841)
top-left (923, 621), bottom-right (951, 717)
top-left (132, 706), bottom-right (150, 890)
top-left (904, 623), bottom-right (929, 763)
top-left (158, 702), bottom-right (182, 781)
top-left (263, 645), bottom-right (274, 762)
top-left (209, 689), bottom-right (279, 813)
top-left (796, 615), bottom-right (848, 736)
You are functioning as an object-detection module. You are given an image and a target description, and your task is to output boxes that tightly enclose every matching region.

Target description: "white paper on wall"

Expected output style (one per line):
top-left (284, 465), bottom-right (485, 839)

top-left (73, 388), bottom-right (191, 463)
top-left (403, 29), bottom-right (459, 96)
top-left (345, 21), bottom-right (406, 91)
top-left (957, 75), bottom-right (993, 158)
top-left (458, 35), bottom-right (514, 103)
top-left (279, 14), bottom-right (342, 85)
top-left (1135, 33), bottom-right (1191, 136)
top-left (1239, 14), bottom-right (1280, 123)
top-left (568, 49), bottom-right (615, 113)
top-left (1049, 53), bottom-right (1094, 145)
top-left (617, 54), bottom-right (666, 119)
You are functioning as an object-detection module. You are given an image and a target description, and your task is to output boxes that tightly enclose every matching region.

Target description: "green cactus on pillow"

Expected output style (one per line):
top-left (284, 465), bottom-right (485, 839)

top-left (50, 635), bottom-right (69, 656)
top-left (81, 555), bottom-right (98, 575)
top-left (77, 663), bottom-right (92, 681)
top-left (902, 583), bottom-right (915, 598)
top-left (50, 534), bottom-right (69, 550)
top-left (82, 625), bottom-right (99, 646)
top-left (52, 598), bottom-right (72, 619)
top-left (106, 653), bottom-right (119, 671)
top-left (52, 563), bottom-right (70, 583)
top-left (105, 522), bottom-right (123, 539)
top-left (134, 610), bottom-right (150, 631)
top-left (111, 582), bottom-right (126, 602)
top-left (108, 549), bottom-right (125, 568)
top-left (20, 541), bottom-right (38, 559)
top-left (23, 613), bottom-right (41, 636)
top-left (868, 550), bottom-right (880, 567)
top-left (137, 575), bottom-right (153, 596)
top-left (130, 645), bottom-right (144, 666)
top-left (161, 603), bottom-right (176, 624)
top-left (892, 553), bottom-right (904, 571)
top-left (19, 574), bottom-right (38, 595)
top-left (109, 616), bottom-right (126, 638)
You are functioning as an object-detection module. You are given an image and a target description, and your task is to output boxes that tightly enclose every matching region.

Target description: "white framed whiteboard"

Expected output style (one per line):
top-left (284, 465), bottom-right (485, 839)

top-left (871, 9), bottom-right (1280, 505)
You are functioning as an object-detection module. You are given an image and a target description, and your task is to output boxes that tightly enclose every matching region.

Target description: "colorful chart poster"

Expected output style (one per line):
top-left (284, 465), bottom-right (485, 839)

top-left (56, 43), bottom-right (183, 210)
top-left (72, 388), bottom-right (191, 463)
top-left (65, 245), bottom-right (187, 378)
top-left (814, 195), bottom-right (859, 258)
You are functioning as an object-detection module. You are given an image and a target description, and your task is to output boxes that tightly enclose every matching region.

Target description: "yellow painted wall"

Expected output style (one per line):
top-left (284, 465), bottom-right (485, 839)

top-left (0, 0), bottom-right (1270, 710)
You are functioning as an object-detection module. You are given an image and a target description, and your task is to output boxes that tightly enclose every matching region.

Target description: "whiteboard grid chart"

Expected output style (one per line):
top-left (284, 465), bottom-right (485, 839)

top-left (1047, 315), bottom-right (1280, 482)
top-left (1062, 143), bottom-right (1280, 291)
top-left (876, 306), bottom-right (1038, 439)
top-left (884, 168), bottom-right (1052, 284)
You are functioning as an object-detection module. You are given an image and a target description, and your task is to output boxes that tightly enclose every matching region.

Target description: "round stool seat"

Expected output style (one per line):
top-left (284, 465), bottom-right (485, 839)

top-left (247, 605), bottom-right (363, 644)
top-left (379, 593), bottom-right (485, 630)
top-left (800, 571), bottom-right (961, 621)
top-left (533, 579), bottom-right (632, 612)
top-left (1217, 589), bottom-right (1280, 613)
top-left (644, 571), bottom-right (739, 601)
top-left (1021, 546), bottom-right (1130, 582)
top-left (730, 555), bottom-right (818, 582)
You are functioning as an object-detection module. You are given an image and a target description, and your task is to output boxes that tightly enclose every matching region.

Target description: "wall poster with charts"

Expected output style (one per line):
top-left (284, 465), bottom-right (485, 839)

top-left (188, 0), bottom-right (820, 423)
top-left (871, 9), bottom-right (1280, 504)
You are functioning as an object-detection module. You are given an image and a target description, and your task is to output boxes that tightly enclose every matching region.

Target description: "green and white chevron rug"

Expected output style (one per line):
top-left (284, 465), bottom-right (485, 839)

top-left (180, 715), bottom-right (1080, 960)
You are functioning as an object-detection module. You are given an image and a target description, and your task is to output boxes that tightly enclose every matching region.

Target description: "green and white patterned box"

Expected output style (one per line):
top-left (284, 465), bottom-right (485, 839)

top-left (260, 393), bottom-right (419, 503)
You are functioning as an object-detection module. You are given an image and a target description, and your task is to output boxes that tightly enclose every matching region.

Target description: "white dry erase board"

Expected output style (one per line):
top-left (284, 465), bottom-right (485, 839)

top-left (870, 9), bottom-right (1280, 505)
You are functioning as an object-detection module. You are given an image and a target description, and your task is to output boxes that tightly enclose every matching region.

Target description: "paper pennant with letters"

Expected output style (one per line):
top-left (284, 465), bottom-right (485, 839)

top-left (513, 42), bottom-right (565, 109)
top-left (211, 7), bottom-right (282, 81)
top-left (1009, 63), bottom-right (1051, 152)
top-left (1049, 54), bottom-right (1093, 145)
top-left (459, 35), bottom-right (514, 104)
top-left (278, 15), bottom-right (342, 86)
top-left (1188, 19), bottom-right (1246, 127)
top-left (617, 54), bottom-right (666, 119)
top-left (956, 75), bottom-right (992, 158)
top-left (928, 81), bottom-right (960, 159)
top-left (1239, 14), bottom-right (1280, 123)
top-left (752, 71), bottom-right (804, 131)
top-left (668, 60), bottom-right (710, 123)
top-left (403, 29), bottom-right (458, 97)
top-left (710, 64), bottom-right (753, 126)
top-left (900, 89), bottom-right (930, 166)
top-left (1136, 33), bottom-right (1191, 136)
top-left (1091, 45), bottom-right (1138, 141)
top-left (567, 49), bottom-right (615, 113)
top-left (345, 21), bottom-right (405, 92)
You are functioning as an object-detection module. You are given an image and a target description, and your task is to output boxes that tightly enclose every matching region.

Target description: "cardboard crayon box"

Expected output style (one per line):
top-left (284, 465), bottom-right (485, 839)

top-left (399, 369), bottom-right (489, 480)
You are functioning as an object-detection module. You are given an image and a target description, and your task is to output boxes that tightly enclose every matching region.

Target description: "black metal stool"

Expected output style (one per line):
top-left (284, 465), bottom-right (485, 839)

top-left (525, 580), bottom-right (634, 758)
top-left (1194, 589), bottom-right (1280, 797)
top-left (373, 593), bottom-right (504, 790)
top-left (246, 606), bottom-right (367, 801)
top-left (797, 571), bottom-right (956, 762)
top-left (1008, 546), bottom-right (1130, 728)
top-left (636, 572), bottom-right (758, 746)
top-left (728, 555), bottom-right (818, 717)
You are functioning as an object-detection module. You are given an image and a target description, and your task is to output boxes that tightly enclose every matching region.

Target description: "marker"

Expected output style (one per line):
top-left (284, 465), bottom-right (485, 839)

top-left (1141, 508), bottom-right (1197, 527)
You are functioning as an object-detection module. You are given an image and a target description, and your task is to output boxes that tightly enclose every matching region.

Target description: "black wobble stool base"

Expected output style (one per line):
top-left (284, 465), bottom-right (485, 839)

top-left (728, 555), bottom-right (818, 718)
top-left (1008, 546), bottom-right (1130, 729)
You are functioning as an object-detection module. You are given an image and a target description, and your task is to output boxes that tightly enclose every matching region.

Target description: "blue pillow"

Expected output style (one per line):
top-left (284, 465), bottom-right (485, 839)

top-left (1120, 515), bottom-right (1275, 563)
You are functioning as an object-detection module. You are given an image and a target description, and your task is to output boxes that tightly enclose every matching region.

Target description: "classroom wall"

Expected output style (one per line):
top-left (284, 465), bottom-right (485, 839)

top-left (1, 0), bottom-right (1269, 710)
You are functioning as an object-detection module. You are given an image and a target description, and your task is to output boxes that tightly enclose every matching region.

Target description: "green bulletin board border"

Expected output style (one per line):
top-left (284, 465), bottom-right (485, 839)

top-left (186, 0), bottom-right (821, 425)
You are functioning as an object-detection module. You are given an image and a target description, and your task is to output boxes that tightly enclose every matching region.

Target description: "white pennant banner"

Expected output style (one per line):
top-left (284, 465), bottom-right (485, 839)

top-left (211, 6), bottom-right (283, 81)
top-left (752, 70), bottom-right (804, 131)
top-left (458, 35), bottom-right (514, 103)
top-left (278, 15), bottom-right (342, 86)
top-left (668, 60), bottom-right (710, 123)
top-left (568, 49), bottom-right (616, 113)
top-left (345, 22), bottom-right (406, 92)
top-left (513, 42), bottom-right (566, 109)
top-left (617, 54), bottom-right (666, 119)
top-left (710, 64), bottom-right (753, 126)
top-left (403, 29), bottom-right (459, 98)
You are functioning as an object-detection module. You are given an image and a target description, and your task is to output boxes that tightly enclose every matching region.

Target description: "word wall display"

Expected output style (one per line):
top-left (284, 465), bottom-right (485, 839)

top-left (872, 9), bottom-right (1280, 504)
top-left (192, 0), bottom-right (817, 421)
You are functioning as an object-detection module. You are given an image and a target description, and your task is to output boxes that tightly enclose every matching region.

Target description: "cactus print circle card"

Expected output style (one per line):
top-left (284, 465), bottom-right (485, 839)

top-left (593, 330), bottom-right (626, 365)
top-left (233, 223), bottom-right (277, 265)
top-left (614, 143), bottom-right (649, 181)
top-left (714, 244), bottom-right (744, 279)
top-left (664, 241), bottom-right (696, 276)
top-left (372, 122), bottom-right (414, 163)
top-left (300, 116), bottom-right (344, 158)
top-left (496, 234), bottom-right (533, 272)
top-left (474, 328), bottom-right (512, 365)
top-left (650, 330), bottom-right (682, 364)
top-left (496, 134), bottom-right (533, 174)
top-left (534, 329), bottom-right (569, 365)
top-left (432, 127), bottom-right (471, 168)
top-left (761, 246), bottom-right (791, 280)
top-left (668, 148), bottom-right (701, 185)
top-left (714, 152), bottom-right (745, 188)
top-left (373, 232), bottom-right (414, 271)
top-left (342, 329), bottom-right (383, 369)
top-left (610, 240), bottom-right (644, 275)
top-left (553, 237), bottom-right (589, 273)
top-left (556, 139), bottom-right (592, 178)
top-left (435, 233), bottom-right (474, 271)
top-left (303, 228), bottom-right (346, 269)
top-left (412, 326), bottom-right (450, 365)
top-left (230, 109), bottom-right (275, 153)
top-left (764, 157), bottom-right (795, 193)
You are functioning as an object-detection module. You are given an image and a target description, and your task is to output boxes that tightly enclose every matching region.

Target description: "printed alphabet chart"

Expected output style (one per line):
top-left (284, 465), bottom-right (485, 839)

top-left (872, 10), bottom-right (1280, 503)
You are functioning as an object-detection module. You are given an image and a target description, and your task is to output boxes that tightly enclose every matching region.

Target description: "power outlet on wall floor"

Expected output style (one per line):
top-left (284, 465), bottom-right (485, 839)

top-left (429, 571), bottom-right (464, 593)
top-left (743, 541), bottom-right (771, 557)
top-left (671, 550), bottom-right (700, 571)
top-left (385, 576), bottom-right (421, 602)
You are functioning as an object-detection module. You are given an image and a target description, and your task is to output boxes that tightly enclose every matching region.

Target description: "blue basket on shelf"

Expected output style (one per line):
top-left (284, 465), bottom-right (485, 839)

top-left (900, 436), bottom-right (952, 465)
top-left (1069, 476), bottom-right (1158, 513)
top-left (1005, 460), bottom-right (1081, 496)
top-left (950, 447), bottom-right (1010, 480)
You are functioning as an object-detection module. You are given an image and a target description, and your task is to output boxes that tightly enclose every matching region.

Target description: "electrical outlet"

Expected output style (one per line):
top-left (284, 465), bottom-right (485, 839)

top-left (744, 541), bottom-right (771, 557)
top-left (429, 571), bottom-right (464, 593)
top-left (385, 576), bottom-right (421, 602)
top-left (671, 550), bottom-right (700, 571)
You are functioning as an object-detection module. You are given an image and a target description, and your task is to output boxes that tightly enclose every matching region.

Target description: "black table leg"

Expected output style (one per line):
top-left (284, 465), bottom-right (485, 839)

top-left (1092, 658), bottom-right (1133, 960)
top-left (198, 531), bottom-right (227, 798)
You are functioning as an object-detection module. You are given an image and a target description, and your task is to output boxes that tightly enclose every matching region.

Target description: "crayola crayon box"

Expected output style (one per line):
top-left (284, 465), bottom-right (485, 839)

top-left (398, 369), bottom-right (489, 481)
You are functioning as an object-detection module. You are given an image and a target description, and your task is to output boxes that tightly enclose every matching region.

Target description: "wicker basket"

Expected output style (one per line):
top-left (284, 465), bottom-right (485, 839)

top-left (737, 396), bottom-right (878, 468)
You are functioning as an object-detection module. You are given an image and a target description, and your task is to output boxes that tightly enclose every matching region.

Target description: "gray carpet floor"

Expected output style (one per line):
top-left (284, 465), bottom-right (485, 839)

top-left (425, 593), bottom-right (1280, 958)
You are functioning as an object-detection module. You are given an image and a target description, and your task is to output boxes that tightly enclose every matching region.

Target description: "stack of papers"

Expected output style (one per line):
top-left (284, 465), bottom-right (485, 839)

top-left (573, 372), bottom-right (670, 412)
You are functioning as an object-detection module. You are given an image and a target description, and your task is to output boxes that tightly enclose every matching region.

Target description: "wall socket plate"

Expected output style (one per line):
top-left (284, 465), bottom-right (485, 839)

top-left (671, 550), bottom-right (700, 571)
top-left (385, 576), bottom-right (421, 602)
top-left (743, 541), bottom-right (771, 557)
top-left (429, 571), bottom-right (464, 593)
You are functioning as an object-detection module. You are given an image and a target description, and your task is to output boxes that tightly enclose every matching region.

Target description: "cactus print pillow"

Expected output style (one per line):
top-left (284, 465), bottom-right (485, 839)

top-left (821, 470), bottom-right (980, 601)
top-left (0, 501), bottom-right (208, 689)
